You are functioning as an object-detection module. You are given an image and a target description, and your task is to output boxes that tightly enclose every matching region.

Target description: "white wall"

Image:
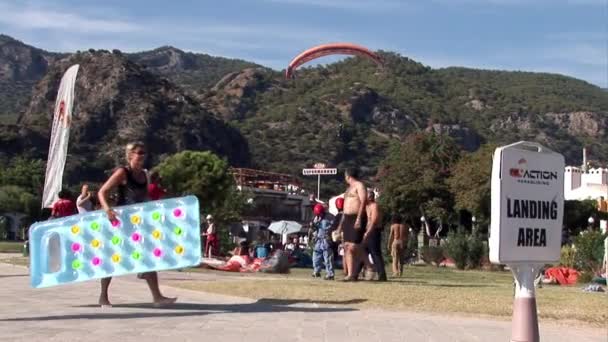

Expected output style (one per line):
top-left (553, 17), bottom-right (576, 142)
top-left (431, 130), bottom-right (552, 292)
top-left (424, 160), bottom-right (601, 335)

top-left (564, 167), bottom-right (582, 192)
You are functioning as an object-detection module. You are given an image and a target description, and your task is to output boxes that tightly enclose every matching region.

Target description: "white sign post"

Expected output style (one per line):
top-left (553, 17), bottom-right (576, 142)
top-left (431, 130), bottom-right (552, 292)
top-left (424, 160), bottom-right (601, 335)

top-left (490, 141), bottom-right (564, 342)
top-left (302, 164), bottom-right (337, 200)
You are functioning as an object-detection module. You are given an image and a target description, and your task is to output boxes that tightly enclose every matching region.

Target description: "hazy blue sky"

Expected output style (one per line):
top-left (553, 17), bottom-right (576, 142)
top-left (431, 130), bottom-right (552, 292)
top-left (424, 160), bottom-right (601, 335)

top-left (1, 0), bottom-right (606, 86)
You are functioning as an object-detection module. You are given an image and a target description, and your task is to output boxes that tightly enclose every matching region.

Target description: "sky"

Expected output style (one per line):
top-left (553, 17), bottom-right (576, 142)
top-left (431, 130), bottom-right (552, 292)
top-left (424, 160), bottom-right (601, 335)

top-left (1, 0), bottom-right (606, 87)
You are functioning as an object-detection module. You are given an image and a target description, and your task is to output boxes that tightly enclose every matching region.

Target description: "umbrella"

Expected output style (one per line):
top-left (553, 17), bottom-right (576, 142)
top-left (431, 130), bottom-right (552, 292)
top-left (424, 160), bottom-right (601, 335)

top-left (267, 220), bottom-right (302, 236)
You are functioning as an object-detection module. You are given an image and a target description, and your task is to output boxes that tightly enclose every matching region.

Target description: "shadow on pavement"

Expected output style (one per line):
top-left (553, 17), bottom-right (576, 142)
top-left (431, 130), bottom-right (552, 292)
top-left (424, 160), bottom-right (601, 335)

top-left (0, 274), bottom-right (28, 279)
top-left (0, 298), bottom-right (361, 322)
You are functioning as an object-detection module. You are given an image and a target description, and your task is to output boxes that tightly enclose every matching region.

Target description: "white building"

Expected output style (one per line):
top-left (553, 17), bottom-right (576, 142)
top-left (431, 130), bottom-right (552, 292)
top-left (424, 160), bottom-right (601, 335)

top-left (564, 148), bottom-right (608, 201)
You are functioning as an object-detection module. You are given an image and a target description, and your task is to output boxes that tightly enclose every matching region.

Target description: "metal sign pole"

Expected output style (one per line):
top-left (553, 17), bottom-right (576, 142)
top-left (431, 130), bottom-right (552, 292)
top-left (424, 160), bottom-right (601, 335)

top-left (302, 167), bottom-right (337, 202)
top-left (317, 174), bottom-right (321, 199)
top-left (510, 263), bottom-right (542, 342)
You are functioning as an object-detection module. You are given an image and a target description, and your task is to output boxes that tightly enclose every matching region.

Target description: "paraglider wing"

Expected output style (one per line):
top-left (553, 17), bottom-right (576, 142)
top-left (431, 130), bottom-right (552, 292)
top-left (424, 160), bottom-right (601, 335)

top-left (286, 43), bottom-right (383, 79)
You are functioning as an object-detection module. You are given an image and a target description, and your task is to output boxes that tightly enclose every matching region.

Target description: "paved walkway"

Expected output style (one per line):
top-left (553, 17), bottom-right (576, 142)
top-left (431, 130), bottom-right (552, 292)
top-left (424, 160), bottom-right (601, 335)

top-left (0, 263), bottom-right (605, 342)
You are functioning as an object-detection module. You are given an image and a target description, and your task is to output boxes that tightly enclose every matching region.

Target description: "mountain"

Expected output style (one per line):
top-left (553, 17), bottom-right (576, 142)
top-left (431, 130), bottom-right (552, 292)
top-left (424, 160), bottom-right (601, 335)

top-left (0, 36), bottom-right (258, 124)
top-left (201, 53), bottom-right (608, 180)
top-left (1, 35), bottom-right (607, 193)
top-left (128, 46), bottom-right (260, 95)
top-left (0, 35), bottom-right (65, 123)
top-left (3, 49), bottom-right (250, 184)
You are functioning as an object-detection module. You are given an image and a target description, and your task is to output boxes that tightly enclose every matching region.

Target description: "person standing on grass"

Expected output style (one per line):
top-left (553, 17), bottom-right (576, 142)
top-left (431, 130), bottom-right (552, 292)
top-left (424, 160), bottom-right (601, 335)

top-left (335, 168), bottom-right (367, 281)
top-left (76, 184), bottom-right (93, 214)
top-left (51, 189), bottom-right (77, 218)
top-left (363, 190), bottom-right (387, 281)
top-left (204, 215), bottom-right (219, 258)
top-left (387, 214), bottom-right (408, 277)
top-left (311, 204), bottom-right (335, 280)
top-left (147, 171), bottom-right (167, 201)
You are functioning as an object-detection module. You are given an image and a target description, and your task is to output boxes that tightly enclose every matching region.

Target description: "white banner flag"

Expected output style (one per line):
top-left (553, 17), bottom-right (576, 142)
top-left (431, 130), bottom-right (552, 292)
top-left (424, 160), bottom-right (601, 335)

top-left (41, 64), bottom-right (79, 208)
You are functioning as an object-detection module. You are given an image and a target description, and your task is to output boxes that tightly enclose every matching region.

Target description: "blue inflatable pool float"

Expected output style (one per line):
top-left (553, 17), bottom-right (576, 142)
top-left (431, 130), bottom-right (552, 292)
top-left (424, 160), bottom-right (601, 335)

top-left (29, 196), bottom-right (201, 288)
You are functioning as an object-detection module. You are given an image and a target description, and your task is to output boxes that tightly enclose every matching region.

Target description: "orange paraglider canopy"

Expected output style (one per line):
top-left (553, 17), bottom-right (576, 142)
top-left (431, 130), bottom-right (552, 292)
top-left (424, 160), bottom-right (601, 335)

top-left (286, 42), bottom-right (383, 79)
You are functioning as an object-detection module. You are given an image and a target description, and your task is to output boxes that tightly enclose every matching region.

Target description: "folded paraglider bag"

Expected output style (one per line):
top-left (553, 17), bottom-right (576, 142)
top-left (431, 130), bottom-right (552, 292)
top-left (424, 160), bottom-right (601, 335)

top-left (544, 267), bottom-right (579, 285)
top-left (259, 250), bottom-right (290, 274)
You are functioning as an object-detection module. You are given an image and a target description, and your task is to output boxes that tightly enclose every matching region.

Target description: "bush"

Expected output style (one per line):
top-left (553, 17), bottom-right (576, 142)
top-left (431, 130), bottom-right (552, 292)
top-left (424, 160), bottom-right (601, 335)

top-left (577, 271), bottom-right (594, 284)
top-left (0, 217), bottom-right (7, 240)
top-left (405, 234), bottom-right (419, 262)
top-left (444, 230), bottom-right (468, 270)
top-left (560, 245), bottom-right (576, 269)
top-left (421, 246), bottom-right (444, 266)
top-left (573, 230), bottom-right (606, 273)
top-left (467, 236), bottom-right (484, 269)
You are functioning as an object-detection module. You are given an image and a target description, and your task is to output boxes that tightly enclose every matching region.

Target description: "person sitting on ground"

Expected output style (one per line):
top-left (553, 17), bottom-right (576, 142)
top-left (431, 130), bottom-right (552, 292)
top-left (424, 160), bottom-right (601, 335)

top-left (253, 231), bottom-right (271, 258)
top-left (231, 240), bottom-right (250, 256)
top-left (51, 189), bottom-right (77, 218)
top-left (285, 237), bottom-right (299, 252)
top-left (270, 234), bottom-right (284, 251)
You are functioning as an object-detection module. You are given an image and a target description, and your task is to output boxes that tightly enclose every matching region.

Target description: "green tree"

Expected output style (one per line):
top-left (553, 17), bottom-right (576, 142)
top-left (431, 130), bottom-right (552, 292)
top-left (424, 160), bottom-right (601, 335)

top-left (0, 185), bottom-right (41, 223)
top-left (563, 200), bottom-right (605, 235)
top-left (0, 157), bottom-right (45, 194)
top-left (154, 151), bottom-right (244, 222)
top-left (447, 144), bottom-right (497, 222)
top-left (377, 133), bottom-right (460, 223)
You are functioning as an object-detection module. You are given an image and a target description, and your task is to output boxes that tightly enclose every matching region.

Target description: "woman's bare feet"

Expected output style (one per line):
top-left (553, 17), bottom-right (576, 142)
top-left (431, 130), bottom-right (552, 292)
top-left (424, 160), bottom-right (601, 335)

top-left (153, 296), bottom-right (177, 307)
top-left (98, 296), bottom-right (112, 308)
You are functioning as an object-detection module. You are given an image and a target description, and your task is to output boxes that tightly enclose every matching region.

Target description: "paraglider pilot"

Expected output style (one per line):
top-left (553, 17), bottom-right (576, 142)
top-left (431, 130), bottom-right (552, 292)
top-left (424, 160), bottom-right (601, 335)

top-left (311, 204), bottom-right (335, 280)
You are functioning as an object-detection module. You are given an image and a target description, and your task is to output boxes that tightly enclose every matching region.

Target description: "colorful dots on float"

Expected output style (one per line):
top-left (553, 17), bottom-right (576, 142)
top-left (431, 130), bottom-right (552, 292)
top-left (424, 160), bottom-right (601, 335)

top-left (153, 248), bottom-right (163, 258)
top-left (131, 232), bottom-right (142, 242)
top-left (72, 260), bottom-right (82, 270)
top-left (112, 254), bottom-right (121, 263)
top-left (71, 242), bottom-right (81, 253)
top-left (111, 236), bottom-right (122, 246)
top-left (91, 257), bottom-right (102, 266)
top-left (130, 215), bottom-right (141, 225)
top-left (132, 251), bottom-right (142, 260)
top-left (90, 222), bottom-right (100, 231)
top-left (28, 196), bottom-right (201, 288)
top-left (173, 208), bottom-right (183, 218)
top-left (152, 211), bottom-right (161, 221)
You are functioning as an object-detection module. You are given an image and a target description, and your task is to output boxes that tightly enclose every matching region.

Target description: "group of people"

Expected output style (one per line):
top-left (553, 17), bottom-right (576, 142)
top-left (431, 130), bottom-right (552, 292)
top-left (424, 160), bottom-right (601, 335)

top-left (45, 141), bottom-right (410, 307)
top-left (309, 168), bottom-right (411, 281)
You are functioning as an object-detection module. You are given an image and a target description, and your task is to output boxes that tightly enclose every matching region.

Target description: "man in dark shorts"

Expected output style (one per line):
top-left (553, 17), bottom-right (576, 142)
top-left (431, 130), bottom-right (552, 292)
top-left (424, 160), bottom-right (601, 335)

top-left (336, 168), bottom-right (367, 281)
top-left (363, 190), bottom-right (387, 281)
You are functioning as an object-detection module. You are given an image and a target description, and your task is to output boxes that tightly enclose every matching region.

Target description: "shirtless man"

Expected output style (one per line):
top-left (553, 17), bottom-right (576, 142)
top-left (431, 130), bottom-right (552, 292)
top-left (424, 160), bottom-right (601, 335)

top-left (336, 168), bottom-right (367, 281)
top-left (364, 190), bottom-right (387, 281)
top-left (387, 215), bottom-right (409, 277)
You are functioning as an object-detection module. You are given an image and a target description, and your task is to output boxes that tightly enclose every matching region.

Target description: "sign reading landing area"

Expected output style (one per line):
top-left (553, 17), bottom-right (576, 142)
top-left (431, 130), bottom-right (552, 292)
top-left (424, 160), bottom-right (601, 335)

top-left (490, 141), bottom-right (565, 264)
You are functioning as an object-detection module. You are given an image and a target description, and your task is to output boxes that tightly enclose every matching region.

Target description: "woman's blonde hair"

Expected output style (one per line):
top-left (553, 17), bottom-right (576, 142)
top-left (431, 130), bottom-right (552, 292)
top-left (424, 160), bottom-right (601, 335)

top-left (125, 141), bottom-right (145, 162)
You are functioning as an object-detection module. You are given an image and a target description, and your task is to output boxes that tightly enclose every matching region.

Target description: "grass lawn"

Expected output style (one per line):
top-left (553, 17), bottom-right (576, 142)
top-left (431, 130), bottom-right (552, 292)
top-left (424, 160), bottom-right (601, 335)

top-left (0, 241), bottom-right (23, 253)
top-left (170, 266), bottom-right (608, 328)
